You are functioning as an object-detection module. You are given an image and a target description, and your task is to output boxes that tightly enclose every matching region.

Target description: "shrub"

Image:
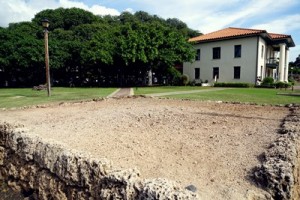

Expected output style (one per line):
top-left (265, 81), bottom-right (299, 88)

top-left (262, 77), bottom-right (274, 85)
top-left (189, 79), bottom-right (202, 86)
top-left (274, 81), bottom-right (292, 89)
top-left (182, 74), bottom-right (189, 86)
top-left (260, 77), bottom-right (275, 87)
top-left (169, 68), bottom-right (182, 86)
top-left (214, 82), bottom-right (254, 88)
top-left (255, 85), bottom-right (274, 88)
top-left (288, 77), bottom-right (295, 86)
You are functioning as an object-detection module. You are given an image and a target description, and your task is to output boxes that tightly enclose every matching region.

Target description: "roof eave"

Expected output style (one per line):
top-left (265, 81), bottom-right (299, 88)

top-left (270, 37), bottom-right (295, 48)
top-left (190, 34), bottom-right (262, 44)
top-left (286, 37), bottom-right (295, 47)
top-left (190, 33), bottom-right (295, 48)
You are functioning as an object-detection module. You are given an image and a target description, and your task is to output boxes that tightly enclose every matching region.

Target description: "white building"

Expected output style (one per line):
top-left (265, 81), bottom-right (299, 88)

top-left (183, 27), bottom-right (295, 84)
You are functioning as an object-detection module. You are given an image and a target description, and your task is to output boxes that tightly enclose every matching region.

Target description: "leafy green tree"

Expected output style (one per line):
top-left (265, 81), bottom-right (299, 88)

top-left (0, 22), bottom-right (44, 86)
top-left (166, 18), bottom-right (201, 38)
top-left (115, 16), bottom-right (195, 85)
top-left (0, 8), bottom-right (200, 87)
top-left (32, 8), bottom-right (99, 30)
top-left (294, 54), bottom-right (300, 67)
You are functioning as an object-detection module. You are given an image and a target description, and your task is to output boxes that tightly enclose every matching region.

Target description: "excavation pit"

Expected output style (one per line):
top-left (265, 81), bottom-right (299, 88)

top-left (0, 97), bottom-right (299, 199)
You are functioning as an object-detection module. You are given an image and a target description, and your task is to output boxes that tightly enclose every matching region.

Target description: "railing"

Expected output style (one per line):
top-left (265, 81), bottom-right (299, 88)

top-left (266, 58), bottom-right (279, 68)
top-left (266, 58), bottom-right (279, 64)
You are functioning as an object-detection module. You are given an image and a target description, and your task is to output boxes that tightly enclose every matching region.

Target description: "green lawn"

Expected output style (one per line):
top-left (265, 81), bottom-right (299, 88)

top-left (134, 86), bottom-right (300, 105)
top-left (169, 88), bottom-right (300, 105)
top-left (1, 87), bottom-right (299, 108)
top-left (134, 86), bottom-right (208, 95)
top-left (0, 87), bottom-right (116, 108)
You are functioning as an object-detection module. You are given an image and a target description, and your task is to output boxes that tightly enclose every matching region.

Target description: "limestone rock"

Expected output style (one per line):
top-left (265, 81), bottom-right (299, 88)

top-left (138, 178), bottom-right (199, 199)
top-left (254, 107), bottom-right (300, 200)
top-left (0, 123), bottom-right (200, 200)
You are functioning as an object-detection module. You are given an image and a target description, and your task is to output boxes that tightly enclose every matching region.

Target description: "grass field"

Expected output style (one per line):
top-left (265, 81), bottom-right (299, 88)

top-left (134, 86), bottom-right (208, 95)
top-left (0, 87), bottom-right (116, 108)
top-left (1, 86), bottom-right (299, 108)
top-left (171, 88), bottom-right (300, 105)
top-left (135, 86), bottom-right (300, 105)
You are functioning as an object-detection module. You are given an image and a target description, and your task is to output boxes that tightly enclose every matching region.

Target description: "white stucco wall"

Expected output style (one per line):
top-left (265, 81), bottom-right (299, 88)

top-left (183, 36), bottom-right (260, 84)
top-left (257, 37), bottom-right (267, 80)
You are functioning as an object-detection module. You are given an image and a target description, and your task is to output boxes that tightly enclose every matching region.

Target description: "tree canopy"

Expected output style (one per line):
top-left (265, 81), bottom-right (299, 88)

top-left (0, 8), bottom-right (201, 87)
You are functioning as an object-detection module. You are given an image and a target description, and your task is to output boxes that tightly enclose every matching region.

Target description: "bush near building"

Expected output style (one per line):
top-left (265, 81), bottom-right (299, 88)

top-left (214, 82), bottom-right (254, 88)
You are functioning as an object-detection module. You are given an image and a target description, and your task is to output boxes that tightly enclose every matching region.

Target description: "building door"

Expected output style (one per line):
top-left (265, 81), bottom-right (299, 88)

top-left (213, 67), bottom-right (219, 81)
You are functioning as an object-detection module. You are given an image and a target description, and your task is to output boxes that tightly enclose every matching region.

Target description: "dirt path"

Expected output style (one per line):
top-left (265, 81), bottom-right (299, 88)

top-left (108, 88), bottom-right (133, 98)
top-left (0, 98), bottom-right (289, 199)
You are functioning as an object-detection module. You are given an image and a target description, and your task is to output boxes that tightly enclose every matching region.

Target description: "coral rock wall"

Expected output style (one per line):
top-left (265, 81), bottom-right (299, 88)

top-left (255, 106), bottom-right (300, 200)
top-left (0, 123), bottom-right (198, 200)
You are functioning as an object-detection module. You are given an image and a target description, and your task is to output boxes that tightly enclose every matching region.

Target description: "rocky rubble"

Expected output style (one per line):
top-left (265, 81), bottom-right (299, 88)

top-left (0, 123), bottom-right (198, 200)
top-left (254, 106), bottom-right (300, 200)
top-left (0, 98), bottom-right (293, 199)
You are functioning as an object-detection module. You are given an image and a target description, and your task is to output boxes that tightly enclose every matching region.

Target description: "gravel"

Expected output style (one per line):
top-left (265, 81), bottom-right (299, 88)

top-left (0, 97), bottom-right (289, 199)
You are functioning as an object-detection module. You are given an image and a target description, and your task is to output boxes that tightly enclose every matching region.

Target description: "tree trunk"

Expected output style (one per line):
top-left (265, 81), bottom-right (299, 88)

top-left (148, 69), bottom-right (152, 86)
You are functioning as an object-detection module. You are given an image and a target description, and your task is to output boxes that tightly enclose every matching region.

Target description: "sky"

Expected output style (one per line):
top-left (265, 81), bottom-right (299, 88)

top-left (0, 0), bottom-right (300, 61)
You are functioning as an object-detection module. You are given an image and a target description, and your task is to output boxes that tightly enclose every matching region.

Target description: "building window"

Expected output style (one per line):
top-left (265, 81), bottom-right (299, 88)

top-left (234, 66), bottom-right (241, 79)
top-left (213, 67), bottom-right (219, 79)
top-left (261, 45), bottom-right (264, 58)
top-left (234, 45), bottom-right (241, 58)
top-left (195, 49), bottom-right (200, 61)
top-left (213, 47), bottom-right (221, 59)
top-left (195, 68), bottom-right (200, 79)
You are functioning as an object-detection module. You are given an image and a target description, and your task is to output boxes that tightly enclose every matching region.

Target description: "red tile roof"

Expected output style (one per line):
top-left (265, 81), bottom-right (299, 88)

top-left (269, 33), bottom-right (291, 39)
top-left (189, 27), bottom-right (293, 46)
top-left (189, 27), bottom-right (266, 42)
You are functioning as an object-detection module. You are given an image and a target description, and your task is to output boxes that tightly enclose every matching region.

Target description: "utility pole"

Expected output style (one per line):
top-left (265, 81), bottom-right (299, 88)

top-left (42, 18), bottom-right (51, 97)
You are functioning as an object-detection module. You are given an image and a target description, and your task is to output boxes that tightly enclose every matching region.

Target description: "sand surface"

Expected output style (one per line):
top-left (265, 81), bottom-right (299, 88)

top-left (0, 97), bottom-right (289, 199)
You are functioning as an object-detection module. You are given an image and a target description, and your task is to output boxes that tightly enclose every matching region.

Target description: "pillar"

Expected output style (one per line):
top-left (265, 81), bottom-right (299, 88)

top-left (284, 48), bottom-right (289, 82)
top-left (279, 43), bottom-right (286, 82)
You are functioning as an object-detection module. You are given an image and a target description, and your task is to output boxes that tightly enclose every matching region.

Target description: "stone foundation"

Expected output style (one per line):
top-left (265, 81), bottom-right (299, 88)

top-left (0, 123), bottom-right (198, 200)
top-left (254, 106), bottom-right (300, 200)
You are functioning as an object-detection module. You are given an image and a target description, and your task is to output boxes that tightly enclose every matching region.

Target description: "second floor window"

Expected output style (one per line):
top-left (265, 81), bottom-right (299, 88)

top-left (234, 45), bottom-right (241, 58)
top-left (195, 49), bottom-right (200, 61)
top-left (213, 47), bottom-right (221, 59)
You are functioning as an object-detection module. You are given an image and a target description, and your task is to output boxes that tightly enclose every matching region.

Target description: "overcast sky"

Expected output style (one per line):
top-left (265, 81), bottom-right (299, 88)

top-left (1, 0), bottom-right (300, 61)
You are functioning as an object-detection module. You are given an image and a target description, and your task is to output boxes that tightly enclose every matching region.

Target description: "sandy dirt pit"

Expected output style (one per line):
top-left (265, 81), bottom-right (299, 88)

top-left (0, 97), bottom-right (290, 199)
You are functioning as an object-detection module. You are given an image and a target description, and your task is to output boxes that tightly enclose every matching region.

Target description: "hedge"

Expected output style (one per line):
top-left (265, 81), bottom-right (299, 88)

top-left (214, 82), bottom-right (254, 88)
top-left (274, 81), bottom-right (292, 88)
top-left (256, 81), bottom-right (293, 89)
